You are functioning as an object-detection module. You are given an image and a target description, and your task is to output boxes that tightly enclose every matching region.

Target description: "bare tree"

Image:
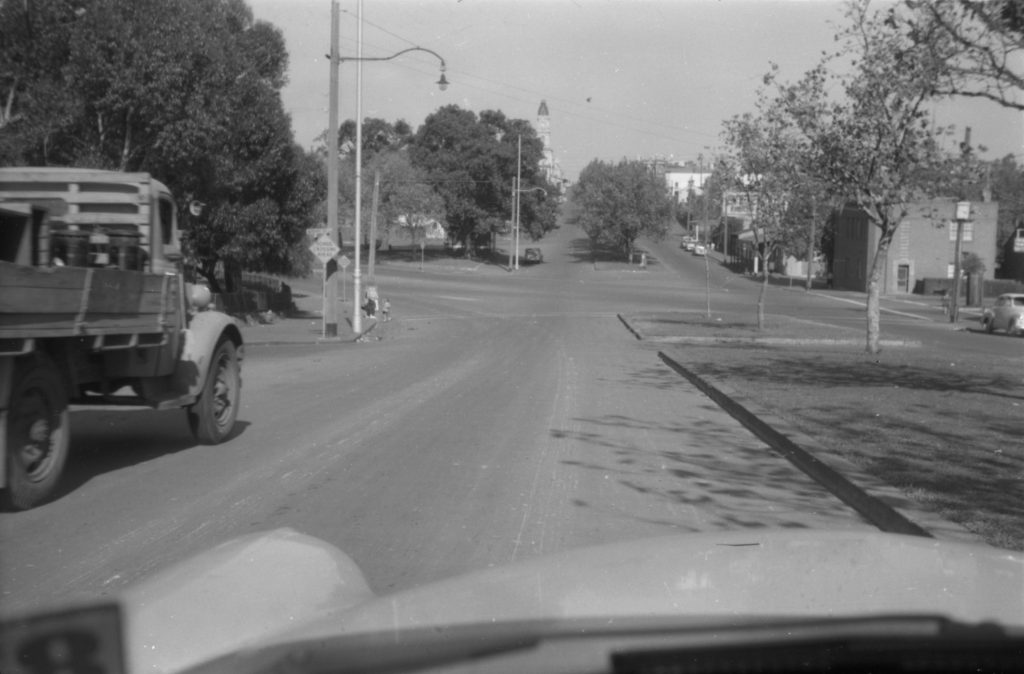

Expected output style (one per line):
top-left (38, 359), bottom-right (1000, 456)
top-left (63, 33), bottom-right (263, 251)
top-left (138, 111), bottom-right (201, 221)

top-left (901, 0), bottom-right (1024, 110)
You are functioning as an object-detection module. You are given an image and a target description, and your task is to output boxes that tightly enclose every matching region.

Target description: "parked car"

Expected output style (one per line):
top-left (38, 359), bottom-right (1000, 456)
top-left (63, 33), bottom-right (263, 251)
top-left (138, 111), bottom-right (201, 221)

top-left (523, 248), bottom-right (543, 264)
top-left (683, 241), bottom-right (696, 251)
top-left (981, 293), bottom-right (1024, 335)
top-left (693, 244), bottom-right (707, 256)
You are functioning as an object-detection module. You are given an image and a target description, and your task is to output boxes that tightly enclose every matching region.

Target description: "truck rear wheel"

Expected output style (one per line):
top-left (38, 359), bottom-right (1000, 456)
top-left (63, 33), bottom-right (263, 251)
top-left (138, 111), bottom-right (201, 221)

top-left (3, 355), bottom-right (70, 510)
top-left (187, 338), bottom-right (240, 444)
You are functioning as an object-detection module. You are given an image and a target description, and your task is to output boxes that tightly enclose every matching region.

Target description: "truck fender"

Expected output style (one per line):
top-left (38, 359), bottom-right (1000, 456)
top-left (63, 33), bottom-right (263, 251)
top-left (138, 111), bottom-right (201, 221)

top-left (173, 312), bottom-right (243, 402)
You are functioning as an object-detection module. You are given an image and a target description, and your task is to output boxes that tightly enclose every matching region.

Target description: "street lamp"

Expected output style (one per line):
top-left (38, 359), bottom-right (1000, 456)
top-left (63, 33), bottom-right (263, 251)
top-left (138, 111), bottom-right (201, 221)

top-left (326, 0), bottom-right (447, 336)
top-left (513, 181), bottom-right (548, 271)
top-left (508, 134), bottom-right (548, 271)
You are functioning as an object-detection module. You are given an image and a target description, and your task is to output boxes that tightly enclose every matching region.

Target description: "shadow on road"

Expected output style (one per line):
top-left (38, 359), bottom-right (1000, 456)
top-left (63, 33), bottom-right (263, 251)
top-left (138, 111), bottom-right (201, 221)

top-left (56, 409), bottom-right (250, 501)
top-left (552, 412), bottom-right (865, 532)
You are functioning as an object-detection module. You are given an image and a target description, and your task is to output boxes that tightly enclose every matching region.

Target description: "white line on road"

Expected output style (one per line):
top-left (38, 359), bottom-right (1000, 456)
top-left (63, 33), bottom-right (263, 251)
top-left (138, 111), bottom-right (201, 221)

top-left (806, 291), bottom-right (935, 321)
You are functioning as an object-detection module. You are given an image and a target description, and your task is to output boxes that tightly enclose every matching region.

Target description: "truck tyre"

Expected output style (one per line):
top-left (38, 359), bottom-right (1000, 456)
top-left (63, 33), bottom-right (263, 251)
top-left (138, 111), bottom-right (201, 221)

top-left (3, 355), bottom-right (70, 510)
top-left (187, 337), bottom-right (240, 444)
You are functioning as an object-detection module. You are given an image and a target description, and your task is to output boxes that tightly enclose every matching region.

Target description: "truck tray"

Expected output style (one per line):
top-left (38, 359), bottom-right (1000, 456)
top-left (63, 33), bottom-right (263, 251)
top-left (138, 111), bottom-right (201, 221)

top-left (0, 261), bottom-right (175, 339)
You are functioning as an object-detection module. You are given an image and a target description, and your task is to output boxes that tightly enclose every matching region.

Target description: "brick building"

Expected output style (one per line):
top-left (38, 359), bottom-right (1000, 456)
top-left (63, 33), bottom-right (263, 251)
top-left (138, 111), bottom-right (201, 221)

top-left (832, 198), bottom-right (998, 294)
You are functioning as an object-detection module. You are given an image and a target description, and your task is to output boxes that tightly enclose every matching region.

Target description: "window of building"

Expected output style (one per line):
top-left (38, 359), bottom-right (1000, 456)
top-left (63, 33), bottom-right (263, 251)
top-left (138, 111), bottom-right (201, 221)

top-left (949, 220), bottom-right (973, 242)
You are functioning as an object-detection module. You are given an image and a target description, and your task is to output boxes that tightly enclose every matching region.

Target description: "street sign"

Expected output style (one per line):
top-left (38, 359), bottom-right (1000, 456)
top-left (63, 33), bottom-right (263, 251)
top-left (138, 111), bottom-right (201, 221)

top-left (309, 234), bottom-right (340, 264)
top-left (1015, 229), bottom-right (1024, 253)
top-left (723, 190), bottom-right (758, 220)
top-left (338, 254), bottom-right (350, 270)
top-left (955, 201), bottom-right (971, 221)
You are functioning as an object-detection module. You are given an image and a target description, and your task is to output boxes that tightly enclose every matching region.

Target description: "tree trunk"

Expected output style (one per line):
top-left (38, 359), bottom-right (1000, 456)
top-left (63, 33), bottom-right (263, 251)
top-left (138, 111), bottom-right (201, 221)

top-left (757, 263), bottom-right (768, 330)
top-left (805, 198), bottom-right (816, 291)
top-left (865, 231), bottom-right (893, 354)
top-left (223, 259), bottom-right (243, 294)
top-left (704, 247), bottom-right (712, 319)
top-left (119, 108), bottom-right (133, 171)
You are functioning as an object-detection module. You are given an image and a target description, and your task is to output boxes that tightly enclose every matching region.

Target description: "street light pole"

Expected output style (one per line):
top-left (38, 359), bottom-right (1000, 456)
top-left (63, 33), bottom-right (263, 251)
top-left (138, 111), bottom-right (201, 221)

top-left (516, 134), bottom-right (524, 270)
top-left (353, 0), bottom-right (364, 334)
top-left (323, 0), bottom-right (340, 339)
top-left (325, 0), bottom-right (447, 335)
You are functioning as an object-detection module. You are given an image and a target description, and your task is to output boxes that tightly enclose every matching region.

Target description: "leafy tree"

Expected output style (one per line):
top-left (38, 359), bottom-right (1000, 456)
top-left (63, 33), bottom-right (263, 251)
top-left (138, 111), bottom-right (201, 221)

top-left (364, 149), bottom-right (444, 248)
top-left (723, 107), bottom-right (811, 329)
top-left (0, 0), bottom-right (84, 164)
top-left (988, 156), bottom-right (1024, 272)
top-left (570, 159), bottom-right (672, 260)
top-left (409, 105), bottom-right (556, 253)
top-left (337, 117), bottom-right (413, 157)
top-left (1, 0), bottom-right (318, 293)
top-left (783, 0), bottom-right (953, 353)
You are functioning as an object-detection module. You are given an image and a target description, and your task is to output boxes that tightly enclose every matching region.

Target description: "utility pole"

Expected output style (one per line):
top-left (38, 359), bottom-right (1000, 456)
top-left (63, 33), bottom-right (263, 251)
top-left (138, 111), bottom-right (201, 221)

top-left (352, 0), bottom-right (363, 335)
top-left (805, 197), bottom-right (816, 291)
top-left (368, 169), bottom-right (380, 285)
top-left (508, 176), bottom-right (515, 271)
top-left (323, 0), bottom-right (340, 339)
top-left (514, 135), bottom-right (522, 271)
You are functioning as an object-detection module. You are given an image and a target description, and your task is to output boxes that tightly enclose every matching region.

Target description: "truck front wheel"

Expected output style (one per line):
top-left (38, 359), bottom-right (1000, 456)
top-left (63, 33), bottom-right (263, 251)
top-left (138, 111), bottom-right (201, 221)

top-left (187, 338), bottom-right (240, 444)
top-left (3, 355), bottom-right (70, 510)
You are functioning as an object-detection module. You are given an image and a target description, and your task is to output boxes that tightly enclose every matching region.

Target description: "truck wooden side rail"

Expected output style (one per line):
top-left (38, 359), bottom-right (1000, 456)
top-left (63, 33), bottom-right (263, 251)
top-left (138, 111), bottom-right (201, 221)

top-left (0, 168), bottom-right (243, 510)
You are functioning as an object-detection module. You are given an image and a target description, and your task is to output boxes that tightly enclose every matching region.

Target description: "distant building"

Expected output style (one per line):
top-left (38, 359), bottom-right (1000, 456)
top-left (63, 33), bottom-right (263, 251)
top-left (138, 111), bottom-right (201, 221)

top-left (536, 101), bottom-right (565, 189)
top-left (639, 158), bottom-right (711, 202)
top-left (832, 199), bottom-right (998, 294)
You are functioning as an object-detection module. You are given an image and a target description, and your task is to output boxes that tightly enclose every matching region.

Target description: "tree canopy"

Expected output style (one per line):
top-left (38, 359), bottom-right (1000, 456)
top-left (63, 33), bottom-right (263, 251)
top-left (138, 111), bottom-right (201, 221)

top-left (570, 159), bottom-right (672, 258)
top-left (408, 105), bottom-right (558, 250)
top-left (0, 0), bottom-right (320, 291)
top-left (899, 0), bottom-right (1024, 110)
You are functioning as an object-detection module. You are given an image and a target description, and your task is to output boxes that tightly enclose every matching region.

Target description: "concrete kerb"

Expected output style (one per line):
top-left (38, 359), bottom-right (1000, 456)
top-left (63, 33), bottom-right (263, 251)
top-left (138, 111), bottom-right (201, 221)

top-left (616, 314), bottom-right (922, 348)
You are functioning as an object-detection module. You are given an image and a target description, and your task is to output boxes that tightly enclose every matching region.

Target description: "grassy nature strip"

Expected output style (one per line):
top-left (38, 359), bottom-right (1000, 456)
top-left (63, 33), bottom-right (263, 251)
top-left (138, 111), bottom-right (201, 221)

top-left (634, 313), bottom-right (1024, 551)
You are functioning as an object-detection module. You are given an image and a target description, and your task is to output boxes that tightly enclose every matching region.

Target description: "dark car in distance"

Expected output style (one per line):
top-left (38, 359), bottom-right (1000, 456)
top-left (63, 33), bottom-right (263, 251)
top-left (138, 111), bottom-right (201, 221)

top-left (523, 248), bottom-right (543, 264)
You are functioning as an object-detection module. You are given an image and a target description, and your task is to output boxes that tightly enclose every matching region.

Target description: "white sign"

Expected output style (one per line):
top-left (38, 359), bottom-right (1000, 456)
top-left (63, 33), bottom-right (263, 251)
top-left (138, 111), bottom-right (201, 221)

top-left (338, 254), bottom-right (350, 270)
top-left (309, 234), bottom-right (340, 264)
top-left (955, 201), bottom-right (971, 221)
top-left (1015, 229), bottom-right (1024, 253)
top-left (723, 190), bottom-right (758, 219)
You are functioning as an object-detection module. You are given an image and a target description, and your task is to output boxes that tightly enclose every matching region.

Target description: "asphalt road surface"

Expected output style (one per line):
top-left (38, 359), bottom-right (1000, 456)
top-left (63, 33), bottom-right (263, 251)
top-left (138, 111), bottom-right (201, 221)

top-left (4, 221), bottom-right (967, 615)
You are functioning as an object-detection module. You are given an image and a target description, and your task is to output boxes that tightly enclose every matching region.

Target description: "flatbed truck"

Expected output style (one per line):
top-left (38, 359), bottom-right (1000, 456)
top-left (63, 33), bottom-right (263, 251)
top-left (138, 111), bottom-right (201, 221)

top-left (0, 167), bottom-right (242, 509)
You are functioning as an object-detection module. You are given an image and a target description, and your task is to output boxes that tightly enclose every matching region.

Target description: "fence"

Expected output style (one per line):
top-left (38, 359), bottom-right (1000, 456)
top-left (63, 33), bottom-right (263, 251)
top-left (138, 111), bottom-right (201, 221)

top-left (211, 273), bottom-right (293, 317)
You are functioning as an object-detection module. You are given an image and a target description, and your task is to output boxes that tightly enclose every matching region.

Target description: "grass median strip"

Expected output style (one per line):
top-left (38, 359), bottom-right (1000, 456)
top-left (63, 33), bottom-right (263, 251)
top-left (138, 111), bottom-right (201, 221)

top-left (625, 312), bottom-right (1024, 551)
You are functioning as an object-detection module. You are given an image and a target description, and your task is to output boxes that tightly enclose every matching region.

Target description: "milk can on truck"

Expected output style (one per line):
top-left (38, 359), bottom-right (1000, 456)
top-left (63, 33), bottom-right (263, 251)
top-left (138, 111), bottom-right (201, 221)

top-left (0, 167), bottom-right (243, 510)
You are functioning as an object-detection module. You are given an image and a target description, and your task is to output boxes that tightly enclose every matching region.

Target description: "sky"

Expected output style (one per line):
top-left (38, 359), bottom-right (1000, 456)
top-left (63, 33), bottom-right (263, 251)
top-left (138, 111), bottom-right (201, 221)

top-left (248, 0), bottom-right (1024, 180)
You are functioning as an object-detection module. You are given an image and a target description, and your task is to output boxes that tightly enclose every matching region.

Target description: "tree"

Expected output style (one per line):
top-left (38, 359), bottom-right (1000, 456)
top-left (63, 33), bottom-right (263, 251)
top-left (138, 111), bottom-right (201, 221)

top-left (409, 105), bottom-right (556, 254)
top-left (0, 0), bottom-right (86, 165)
top-left (364, 149), bottom-right (445, 249)
top-left (988, 156), bottom-right (1024, 273)
top-left (570, 159), bottom-right (672, 260)
top-left (900, 0), bottom-right (1024, 110)
top-left (0, 0), bottom-right (318, 292)
top-left (336, 117), bottom-right (413, 157)
top-left (784, 0), bottom-right (953, 353)
top-left (723, 106), bottom-right (811, 329)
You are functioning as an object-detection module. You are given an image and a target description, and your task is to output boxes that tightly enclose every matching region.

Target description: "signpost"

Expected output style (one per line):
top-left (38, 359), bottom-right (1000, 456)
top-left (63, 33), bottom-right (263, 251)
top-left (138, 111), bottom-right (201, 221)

top-left (338, 254), bottom-right (350, 302)
top-left (950, 201), bottom-right (971, 324)
top-left (309, 234), bottom-right (341, 338)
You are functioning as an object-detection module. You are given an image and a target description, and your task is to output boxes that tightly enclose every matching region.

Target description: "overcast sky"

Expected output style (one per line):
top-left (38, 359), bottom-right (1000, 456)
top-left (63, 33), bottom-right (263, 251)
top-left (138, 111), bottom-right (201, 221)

top-left (249, 0), bottom-right (1023, 180)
